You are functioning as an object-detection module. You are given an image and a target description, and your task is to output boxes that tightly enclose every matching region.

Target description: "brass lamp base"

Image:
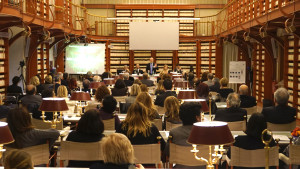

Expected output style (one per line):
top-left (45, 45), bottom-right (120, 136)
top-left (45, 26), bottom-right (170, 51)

top-left (207, 164), bottom-right (214, 169)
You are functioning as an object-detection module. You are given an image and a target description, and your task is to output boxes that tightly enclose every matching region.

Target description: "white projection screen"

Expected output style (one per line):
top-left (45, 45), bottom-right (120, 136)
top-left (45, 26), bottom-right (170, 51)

top-left (129, 22), bottom-right (179, 50)
top-left (65, 44), bottom-right (105, 74)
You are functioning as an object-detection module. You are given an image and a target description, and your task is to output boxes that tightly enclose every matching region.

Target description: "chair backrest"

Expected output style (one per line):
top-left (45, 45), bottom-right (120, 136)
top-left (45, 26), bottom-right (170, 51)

top-left (114, 96), bottom-right (127, 103)
top-left (229, 146), bottom-right (279, 167)
top-left (289, 144), bottom-right (300, 164)
top-left (60, 141), bottom-right (103, 163)
top-left (103, 118), bottom-right (115, 130)
top-left (119, 102), bottom-right (131, 114)
top-left (227, 120), bottom-right (246, 131)
top-left (31, 117), bottom-right (63, 130)
top-left (153, 118), bottom-right (162, 130)
top-left (166, 122), bottom-right (182, 131)
top-left (169, 143), bottom-right (208, 166)
top-left (85, 102), bottom-right (101, 112)
top-left (242, 106), bottom-right (257, 115)
top-left (267, 121), bottom-right (296, 131)
top-left (5, 144), bottom-right (50, 166)
top-left (133, 144), bottom-right (161, 164)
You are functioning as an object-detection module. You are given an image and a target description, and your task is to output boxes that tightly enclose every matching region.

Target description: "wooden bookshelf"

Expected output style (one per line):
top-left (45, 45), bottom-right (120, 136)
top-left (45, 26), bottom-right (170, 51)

top-left (110, 42), bottom-right (130, 74)
top-left (133, 50), bottom-right (151, 72)
top-left (252, 43), bottom-right (265, 103)
top-left (156, 50), bottom-right (173, 71)
top-left (178, 42), bottom-right (197, 74)
top-left (37, 43), bottom-right (49, 83)
top-left (199, 41), bottom-right (216, 75)
top-left (0, 37), bottom-right (9, 94)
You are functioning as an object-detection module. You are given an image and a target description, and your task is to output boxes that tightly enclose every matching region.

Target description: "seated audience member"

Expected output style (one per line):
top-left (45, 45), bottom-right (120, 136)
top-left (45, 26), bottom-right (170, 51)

top-left (174, 64), bottom-right (182, 74)
top-left (94, 85), bottom-right (110, 104)
top-left (155, 80), bottom-right (165, 95)
top-left (134, 79), bottom-right (142, 85)
top-left (29, 76), bottom-right (44, 94)
top-left (239, 84), bottom-right (256, 108)
top-left (217, 77), bottom-right (234, 100)
top-left (50, 76), bottom-right (61, 95)
top-left (155, 79), bottom-right (177, 107)
top-left (209, 77), bottom-right (220, 92)
top-left (57, 85), bottom-right (68, 98)
top-left (140, 73), bottom-right (154, 87)
top-left (196, 82), bottom-right (217, 114)
top-left (203, 73), bottom-right (214, 87)
top-left (90, 133), bottom-right (144, 169)
top-left (4, 150), bottom-right (33, 169)
top-left (140, 84), bottom-right (148, 93)
top-left (68, 78), bottom-right (79, 92)
top-left (226, 113), bottom-right (276, 167)
top-left (161, 64), bottom-right (170, 74)
top-left (20, 85), bottom-right (42, 107)
top-left (282, 135), bottom-right (300, 162)
top-left (111, 79), bottom-right (128, 96)
top-left (86, 71), bottom-right (93, 82)
top-left (82, 79), bottom-right (90, 93)
top-left (61, 73), bottom-right (69, 87)
top-left (7, 107), bottom-right (59, 148)
top-left (101, 71), bottom-right (112, 80)
top-left (164, 102), bottom-right (202, 168)
top-left (66, 109), bottom-right (105, 167)
top-left (188, 72), bottom-right (195, 88)
top-left (200, 72), bottom-right (208, 83)
top-left (122, 65), bottom-right (130, 73)
top-left (7, 76), bottom-right (23, 94)
top-left (93, 75), bottom-right (101, 82)
top-left (98, 95), bottom-right (120, 128)
top-left (164, 96), bottom-right (181, 129)
top-left (116, 102), bottom-right (166, 151)
top-left (262, 88), bottom-right (296, 124)
top-left (125, 84), bottom-right (141, 104)
top-left (41, 89), bottom-right (54, 98)
top-left (136, 92), bottom-right (160, 120)
top-left (214, 93), bottom-right (247, 122)
top-left (42, 75), bottom-right (53, 91)
top-left (123, 73), bottom-right (133, 87)
top-left (133, 63), bottom-right (144, 75)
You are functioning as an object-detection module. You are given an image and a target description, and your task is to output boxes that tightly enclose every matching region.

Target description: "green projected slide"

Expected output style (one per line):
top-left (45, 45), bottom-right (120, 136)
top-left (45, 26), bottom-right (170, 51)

top-left (65, 44), bottom-right (105, 74)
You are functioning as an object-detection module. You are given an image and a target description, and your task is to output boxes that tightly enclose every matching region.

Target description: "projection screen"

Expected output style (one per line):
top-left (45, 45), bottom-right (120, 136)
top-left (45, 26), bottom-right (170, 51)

top-left (65, 43), bottom-right (105, 74)
top-left (129, 22), bottom-right (179, 50)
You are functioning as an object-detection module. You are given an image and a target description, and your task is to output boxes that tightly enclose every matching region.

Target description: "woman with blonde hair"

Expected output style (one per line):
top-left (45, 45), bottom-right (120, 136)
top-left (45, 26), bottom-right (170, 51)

top-left (29, 76), bottom-right (44, 94)
top-left (218, 77), bottom-right (234, 100)
top-left (140, 84), bottom-right (148, 93)
top-left (4, 150), bottom-right (33, 169)
top-left (164, 96), bottom-right (181, 125)
top-left (125, 84), bottom-right (141, 104)
top-left (155, 80), bottom-right (164, 95)
top-left (161, 64), bottom-right (170, 74)
top-left (57, 85), bottom-right (68, 98)
top-left (90, 133), bottom-right (144, 169)
top-left (116, 102), bottom-right (165, 151)
top-left (136, 92), bottom-right (160, 120)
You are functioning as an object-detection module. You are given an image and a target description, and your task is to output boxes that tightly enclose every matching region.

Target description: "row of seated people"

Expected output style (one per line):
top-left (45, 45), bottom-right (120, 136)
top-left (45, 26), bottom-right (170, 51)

top-left (4, 99), bottom-right (299, 169)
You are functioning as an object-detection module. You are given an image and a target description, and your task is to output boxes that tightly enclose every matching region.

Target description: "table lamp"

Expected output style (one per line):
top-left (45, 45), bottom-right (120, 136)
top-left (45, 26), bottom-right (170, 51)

top-left (70, 91), bottom-right (91, 115)
top-left (188, 121), bottom-right (234, 169)
top-left (89, 82), bottom-right (105, 94)
top-left (39, 98), bottom-right (69, 129)
top-left (0, 122), bottom-right (14, 159)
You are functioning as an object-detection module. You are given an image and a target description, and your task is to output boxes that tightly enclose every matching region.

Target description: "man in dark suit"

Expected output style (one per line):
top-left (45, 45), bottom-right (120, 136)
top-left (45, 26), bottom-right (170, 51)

top-left (173, 64), bottom-right (182, 74)
top-left (239, 84), bottom-right (256, 108)
top-left (155, 79), bottom-right (177, 107)
top-left (140, 73), bottom-right (154, 87)
top-left (146, 57), bottom-right (158, 75)
top-left (132, 64), bottom-right (143, 75)
top-left (262, 88), bottom-right (296, 124)
top-left (20, 85), bottom-right (42, 107)
top-left (123, 73), bottom-right (133, 87)
top-left (7, 76), bottom-right (23, 94)
top-left (214, 92), bottom-right (247, 122)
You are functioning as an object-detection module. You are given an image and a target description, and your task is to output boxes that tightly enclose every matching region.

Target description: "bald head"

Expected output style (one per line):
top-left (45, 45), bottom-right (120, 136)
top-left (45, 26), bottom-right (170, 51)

top-left (239, 85), bottom-right (249, 95)
top-left (26, 85), bottom-right (36, 95)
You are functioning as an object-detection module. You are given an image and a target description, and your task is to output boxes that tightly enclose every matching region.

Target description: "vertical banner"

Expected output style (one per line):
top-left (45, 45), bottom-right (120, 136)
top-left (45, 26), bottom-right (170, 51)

top-left (229, 61), bottom-right (246, 84)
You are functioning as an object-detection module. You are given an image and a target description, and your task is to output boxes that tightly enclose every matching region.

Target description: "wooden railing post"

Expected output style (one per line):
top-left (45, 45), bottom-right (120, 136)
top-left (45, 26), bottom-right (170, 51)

top-left (95, 21), bottom-right (99, 36)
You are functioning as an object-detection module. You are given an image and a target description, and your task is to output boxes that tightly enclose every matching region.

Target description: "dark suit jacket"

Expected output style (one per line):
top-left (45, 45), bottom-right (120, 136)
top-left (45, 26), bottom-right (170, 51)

top-left (240, 95), bottom-right (256, 108)
top-left (173, 68), bottom-right (182, 74)
top-left (140, 79), bottom-right (154, 87)
top-left (146, 63), bottom-right (158, 75)
top-left (124, 79), bottom-right (133, 87)
top-left (20, 95), bottom-right (42, 106)
top-left (111, 87), bottom-right (128, 96)
top-left (214, 107), bottom-right (247, 122)
top-left (132, 69), bottom-right (144, 75)
top-left (154, 91), bottom-right (177, 107)
top-left (218, 88), bottom-right (234, 99)
top-left (7, 84), bottom-right (23, 94)
top-left (261, 105), bottom-right (296, 124)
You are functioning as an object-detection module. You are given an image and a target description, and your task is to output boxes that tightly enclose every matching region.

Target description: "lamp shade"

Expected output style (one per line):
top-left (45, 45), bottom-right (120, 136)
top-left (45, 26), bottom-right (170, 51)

top-left (39, 98), bottom-right (69, 112)
top-left (89, 82), bottom-right (105, 89)
top-left (188, 121), bottom-right (234, 145)
top-left (0, 122), bottom-right (14, 144)
top-left (70, 92), bottom-right (91, 101)
top-left (182, 99), bottom-right (209, 112)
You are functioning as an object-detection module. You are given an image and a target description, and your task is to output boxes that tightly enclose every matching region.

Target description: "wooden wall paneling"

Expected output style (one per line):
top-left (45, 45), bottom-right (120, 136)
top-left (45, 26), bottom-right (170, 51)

top-left (215, 41), bottom-right (223, 78)
top-left (151, 50), bottom-right (156, 62)
top-left (105, 41), bottom-right (110, 72)
top-left (173, 50), bottom-right (178, 69)
top-left (252, 43), bottom-right (257, 99)
top-left (283, 36), bottom-right (289, 89)
top-left (27, 36), bottom-right (40, 82)
top-left (129, 50), bottom-right (134, 72)
top-left (196, 40), bottom-right (201, 78)
top-left (264, 44), bottom-right (274, 101)
top-left (258, 44), bottom-right (263, 102)
top-left (55, 41), bottom-right (65, 73)
top-left (45, 43), bottom-right (50, 75)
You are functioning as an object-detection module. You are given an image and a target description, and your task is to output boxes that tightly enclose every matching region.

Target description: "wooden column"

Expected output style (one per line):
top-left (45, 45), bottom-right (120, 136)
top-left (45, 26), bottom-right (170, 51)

top-left (215, 40), bottom-right (223, 78)
top-left (173, 50), bottom-right (178, 70)
top-left (196, 40), bottom-right (201, 78)
top-left (129, 50), bottom-right (134, 72)
top-left (293, 37), bottom-right (299, 109)
top-left (151, 50), bottom-right (156, 62)
top-left (105, 41), bottom-right (110, 72)
top-left (283, 36), bottom-right (289, 88)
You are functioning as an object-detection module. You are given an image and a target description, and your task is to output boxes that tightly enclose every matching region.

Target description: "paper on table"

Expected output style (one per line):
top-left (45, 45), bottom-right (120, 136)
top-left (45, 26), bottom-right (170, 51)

top-left (273, 135), bottom-right (290, 141)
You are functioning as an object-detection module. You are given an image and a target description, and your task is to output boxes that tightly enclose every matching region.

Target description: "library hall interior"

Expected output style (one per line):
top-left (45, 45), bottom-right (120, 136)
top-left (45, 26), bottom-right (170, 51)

top-left (1, 0), bottom-right (300, 169)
